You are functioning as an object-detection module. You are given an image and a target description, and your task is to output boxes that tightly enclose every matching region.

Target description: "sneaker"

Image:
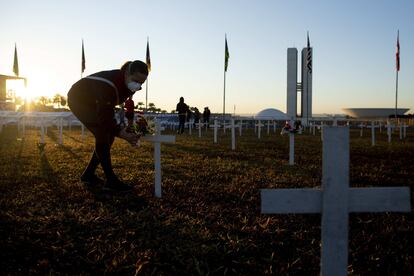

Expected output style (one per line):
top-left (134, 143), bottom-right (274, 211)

top-left (81, 174), bottom-right (104, 186)
top-left (103, 178), bottom-right (133, 192)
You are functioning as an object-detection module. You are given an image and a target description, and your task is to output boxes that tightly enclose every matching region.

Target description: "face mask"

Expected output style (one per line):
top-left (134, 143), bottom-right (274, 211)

top-left (127, 81), bottom-right (142, 92)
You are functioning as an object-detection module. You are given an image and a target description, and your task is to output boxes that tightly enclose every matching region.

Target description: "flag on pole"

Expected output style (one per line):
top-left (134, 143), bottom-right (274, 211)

top-left (307, 32), bottom-right (312, 74)
top-left (146, 38), bottom-right (151, 72)
top-left (225, 36), bottom-right (230, 72)
top-left (81, 39), bottom-right (86, 74)
top-left (13, 43), bottom-right (19, 77)
top-left (396, 31), bottom-right (400, 72)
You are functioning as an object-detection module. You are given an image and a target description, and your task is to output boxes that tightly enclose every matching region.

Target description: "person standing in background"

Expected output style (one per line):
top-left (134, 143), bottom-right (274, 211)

top-left (203, 107), bottom-right (211, 128)
top-left (176, 97), bottom-right (189, 134)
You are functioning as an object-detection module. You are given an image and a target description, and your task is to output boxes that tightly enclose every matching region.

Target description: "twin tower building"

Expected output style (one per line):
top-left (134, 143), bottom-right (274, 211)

top-left (286, 47), bottom-right (313, 125)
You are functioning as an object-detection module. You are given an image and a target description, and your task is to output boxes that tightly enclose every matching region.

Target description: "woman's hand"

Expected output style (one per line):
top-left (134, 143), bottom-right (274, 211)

top-left (118, 128), bottom-right (141, 147)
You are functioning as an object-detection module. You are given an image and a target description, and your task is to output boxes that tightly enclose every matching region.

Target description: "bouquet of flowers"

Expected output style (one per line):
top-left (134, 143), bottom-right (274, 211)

top-left (126, 113), bottom-right (155, 136)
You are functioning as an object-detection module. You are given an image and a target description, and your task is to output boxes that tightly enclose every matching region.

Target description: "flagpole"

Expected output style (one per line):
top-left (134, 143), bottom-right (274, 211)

top-left (223, 69), bottom-right (226, 121)
top-left (394, 30), bottom-right (399, 121)
top-left (306, 62), bottom-right (309, 125)
top-left (223, 34), bottom-right (228, 122)
top-left (81, 39), bottom-right (83, 79)
top-left (395, 70), bottom-right (398, 120)
top-left (81, 39), bottom-right (85, 79)
top-left (146, 77), bottom-right (149, 113)
top-left (145, 36), bottom-right (150, 113)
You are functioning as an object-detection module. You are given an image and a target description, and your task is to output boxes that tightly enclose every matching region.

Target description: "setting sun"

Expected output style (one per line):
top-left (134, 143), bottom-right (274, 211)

top-left (6, 77), bottom-right (59, 102)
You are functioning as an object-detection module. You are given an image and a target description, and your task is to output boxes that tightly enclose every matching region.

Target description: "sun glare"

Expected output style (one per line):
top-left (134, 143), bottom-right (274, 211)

top-left (6, 78), bottom-right (58, 103)
top-left (5, 79), bottom-right (32, 100)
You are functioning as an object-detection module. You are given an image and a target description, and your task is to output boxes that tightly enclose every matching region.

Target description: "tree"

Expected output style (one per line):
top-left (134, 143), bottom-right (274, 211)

top-left (38, 96), bottom-right (48, 106)
top-left (53, 94), bottom-right (62, 108)
top-left (148, 102), bottom-right (156, 113)
top-left (136, 102), bottom-right (144, 111)
top-left (60, 96), bottom-right (67, 107)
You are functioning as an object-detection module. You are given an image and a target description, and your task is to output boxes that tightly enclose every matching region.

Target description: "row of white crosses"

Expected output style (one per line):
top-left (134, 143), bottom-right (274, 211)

top-left (255, 120), bottom-right (279, 138)
top-left (359, 120), bottom-right (408, 145)
top-left (261, 127), bottom-right (411, 275)
top-left (214, 119), bottom-right (271, 150)
top-left (213, 119), bottom-right (239, 150)
top-left (25, 114), bottom-right (175, 199)
top-left (212, 119), bottom-right (281, 151)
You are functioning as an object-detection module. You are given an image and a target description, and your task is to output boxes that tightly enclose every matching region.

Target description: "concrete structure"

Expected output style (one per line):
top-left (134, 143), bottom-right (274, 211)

top-left (287, 48), bottom-right (298, 120)
top-left (301, 48), bottom-right (312, 124)
top-left (286, 47), bottom-right (313, 125)
top-left (342, 108), bottom-right (409, 118)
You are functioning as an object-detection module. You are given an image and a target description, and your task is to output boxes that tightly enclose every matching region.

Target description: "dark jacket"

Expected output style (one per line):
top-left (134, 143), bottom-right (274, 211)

top-left (67, 69), bottom-right (133, 130)
top-left (176, 102), bottom-right (189, 116)
top-left (88, 69), bottom-right (134, 105)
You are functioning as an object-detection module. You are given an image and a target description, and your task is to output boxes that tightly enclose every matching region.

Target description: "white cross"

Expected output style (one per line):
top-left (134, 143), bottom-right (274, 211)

top-left (261, 127), bottom-right (411, 276)
top-left (358, 123), bottom-right (365, 137)
top-left (213, 119), bottom-right (218, 143)
top-left (255, 120), bottom-right (264, 139)
top-left (188, 119), bottom-right (193, 135)
top-left (59, 117), bottom-right (63, 145)
top-left (366, 121), bottom-right (379, 146)
top-left (267, 120), bottom-right (271, 135)
top-left (239, 119), bottom-right (243, 136)
top-left (386, 120), bottom-right (394, 143)
top-left (403, 124), bottom-right (407, 139)
top-left (40, 119), bottom-right (45, 144)
top-left (141, 121), bottom-right (175, 198)
top-left (195, 122), bottom-right (203, 138)
top-left (231, 118), bottom-right (236, 150)
top-left (399, 124), bottom-right (407, 140)
top-left (289, 132), bottom-right (295, 165)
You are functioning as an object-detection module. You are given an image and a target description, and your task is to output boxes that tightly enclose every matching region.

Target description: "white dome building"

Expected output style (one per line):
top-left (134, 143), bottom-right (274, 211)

top-left (342, 108), bottom-right (410, 118)
top-left (255, 108), bottom-right (288, 120)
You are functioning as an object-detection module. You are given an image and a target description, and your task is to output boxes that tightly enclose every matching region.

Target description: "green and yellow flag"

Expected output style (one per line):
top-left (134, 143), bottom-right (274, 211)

top-left (13, 43), bottom-right (19, 77)
top-left (81, 39), bottom-right (86, 73)
top-left (225, 36), bottom-right (229, 72)
top-left (146, 38), bottom-right (151, 72)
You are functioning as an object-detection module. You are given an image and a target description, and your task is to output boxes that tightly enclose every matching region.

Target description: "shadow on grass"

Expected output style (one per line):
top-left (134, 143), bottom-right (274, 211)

top-left (63, 131), bottom-right (85, 144)
top-left (85, 183), bottom-right (149, 213)
top-left (46, 130), bottom-right (83, 161)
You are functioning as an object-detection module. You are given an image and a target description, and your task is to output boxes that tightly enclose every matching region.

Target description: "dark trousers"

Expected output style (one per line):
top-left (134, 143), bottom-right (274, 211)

top-left (178, 115), bottom-right (186, 134)
top-left (204, 118), bottom-right (210, 128)
top-left (68, 88), bottom-right (119, 181)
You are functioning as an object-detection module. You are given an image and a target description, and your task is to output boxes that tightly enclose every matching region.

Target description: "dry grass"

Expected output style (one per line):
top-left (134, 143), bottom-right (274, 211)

top-left (0, 125), bottom-right (413, 275)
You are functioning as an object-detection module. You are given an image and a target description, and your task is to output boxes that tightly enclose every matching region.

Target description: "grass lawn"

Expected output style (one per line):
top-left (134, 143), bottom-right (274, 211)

top-left (0, 125), bottom-right (413, 275)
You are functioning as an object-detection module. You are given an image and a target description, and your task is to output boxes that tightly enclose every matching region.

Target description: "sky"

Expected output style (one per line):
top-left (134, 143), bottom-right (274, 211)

top-left (1, 0), bottom-right (413, 115)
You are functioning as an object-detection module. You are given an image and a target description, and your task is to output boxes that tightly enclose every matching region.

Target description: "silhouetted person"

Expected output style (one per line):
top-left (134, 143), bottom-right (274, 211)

top-left (203, 107), bottom-right (211, 127)
top-left (176, 97), bottom-right (189, 134)
top-left (68, 60), bottom-right (148, 191)
top-left (124, 96), bottom-right (135, 128)
top-left (193, 107), bottom-right (200, 128)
